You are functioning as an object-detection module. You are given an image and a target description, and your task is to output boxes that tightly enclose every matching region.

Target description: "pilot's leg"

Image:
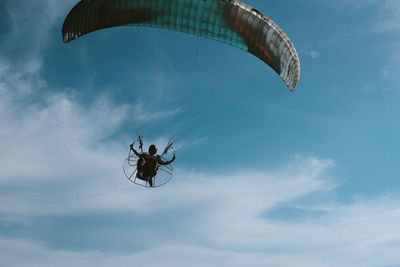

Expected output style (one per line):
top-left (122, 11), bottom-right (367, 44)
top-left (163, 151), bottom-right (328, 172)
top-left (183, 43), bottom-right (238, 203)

top-left (147, 176), bottom-right (153, 187)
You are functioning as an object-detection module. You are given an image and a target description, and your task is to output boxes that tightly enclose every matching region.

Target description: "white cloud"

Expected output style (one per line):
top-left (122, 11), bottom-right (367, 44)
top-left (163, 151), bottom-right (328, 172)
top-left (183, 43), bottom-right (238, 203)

top-left (338, 0), bottom-right (400, 90)
top-left (2, 0), bottom-right (74, 46)
top-left (0, 239), bottom-right (344, 267)
top-left (309, 51), bottom-right (321, 59)
top-left (2, 193), bottom-right (400, 267)
top-left (132, 101), bottom-right (180, 124)
top-left (0, 0), bottom-right (72, 74)
top-left (342, 0), bottom-right (400, 32)
top-left (372, 0), bottom-right (400, 32)
top-left (0, 57), bottom-right (44, 95)
top-left (0, 0), bottom-right (78, 96)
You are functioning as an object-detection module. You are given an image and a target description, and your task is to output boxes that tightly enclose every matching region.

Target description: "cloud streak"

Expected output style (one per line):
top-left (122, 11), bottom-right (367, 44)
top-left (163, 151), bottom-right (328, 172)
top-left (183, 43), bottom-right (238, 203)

top-left (132, 101), bottom-right (180, 124)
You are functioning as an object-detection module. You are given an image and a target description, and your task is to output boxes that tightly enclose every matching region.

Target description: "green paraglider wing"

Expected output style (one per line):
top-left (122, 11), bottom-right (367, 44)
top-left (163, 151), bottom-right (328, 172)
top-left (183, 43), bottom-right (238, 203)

top-left (62, 0), bottom-right (300, 90)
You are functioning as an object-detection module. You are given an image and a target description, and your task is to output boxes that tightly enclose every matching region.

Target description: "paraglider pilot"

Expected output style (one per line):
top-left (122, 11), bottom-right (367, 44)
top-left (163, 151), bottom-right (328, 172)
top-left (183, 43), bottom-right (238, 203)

top-left (130, 143), bottom-right (175, 187)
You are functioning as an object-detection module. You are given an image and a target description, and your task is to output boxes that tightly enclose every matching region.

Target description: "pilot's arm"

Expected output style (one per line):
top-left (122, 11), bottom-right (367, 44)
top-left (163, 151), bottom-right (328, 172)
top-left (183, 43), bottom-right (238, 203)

top-left (158, 153), bottom-right (176, 165)
top-left (130, 144), bottom-right (142, 157)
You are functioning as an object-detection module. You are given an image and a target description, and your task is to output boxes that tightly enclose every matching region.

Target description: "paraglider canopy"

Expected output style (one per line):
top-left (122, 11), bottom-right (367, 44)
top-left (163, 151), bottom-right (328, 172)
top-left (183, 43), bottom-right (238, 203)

top-left (62, 0), bottom-right (300, 90)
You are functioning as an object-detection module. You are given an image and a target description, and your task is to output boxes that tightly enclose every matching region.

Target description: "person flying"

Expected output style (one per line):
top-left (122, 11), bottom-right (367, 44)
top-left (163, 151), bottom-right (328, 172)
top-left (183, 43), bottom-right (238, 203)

top-left (130, 143), bottom-right (175, 187)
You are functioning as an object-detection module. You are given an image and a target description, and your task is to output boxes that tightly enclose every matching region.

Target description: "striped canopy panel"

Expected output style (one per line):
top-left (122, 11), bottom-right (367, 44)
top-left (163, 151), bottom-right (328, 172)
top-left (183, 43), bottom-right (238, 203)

top-left (62, 0), bottom-right (300, 90)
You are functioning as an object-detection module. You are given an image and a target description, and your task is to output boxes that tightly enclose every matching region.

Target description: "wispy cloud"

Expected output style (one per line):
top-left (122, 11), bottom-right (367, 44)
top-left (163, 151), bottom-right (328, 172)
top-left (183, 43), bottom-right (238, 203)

top-left (343, 0), bottom-right (400, 32)
top-left (1, 0), bottom-right (73, 62)
top-left (132, 101), bottom-right (180, 124)
top-left (336, 0), bottom-right (400, 91)
top-left (309, 51), bottom-right (321, 59)
top-left (0, 0), bottom-right (77, 96)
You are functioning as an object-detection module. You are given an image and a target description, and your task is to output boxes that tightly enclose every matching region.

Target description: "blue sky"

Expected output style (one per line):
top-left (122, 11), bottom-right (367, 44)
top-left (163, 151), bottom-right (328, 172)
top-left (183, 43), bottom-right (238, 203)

top-left (1, 0), bottom-right (400, 266)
